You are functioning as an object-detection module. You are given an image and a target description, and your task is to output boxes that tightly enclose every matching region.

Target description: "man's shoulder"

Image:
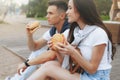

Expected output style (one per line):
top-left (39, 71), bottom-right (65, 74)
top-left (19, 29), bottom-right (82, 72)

top-left (49, 19), bottom-right (70, 36)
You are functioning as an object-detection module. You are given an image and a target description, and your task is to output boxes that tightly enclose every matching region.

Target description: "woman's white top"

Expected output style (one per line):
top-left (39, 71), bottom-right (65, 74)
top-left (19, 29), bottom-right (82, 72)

top-left (62, 25), bottom-right (112, 70)
top-left (74, 25), bottom-right (112, 70)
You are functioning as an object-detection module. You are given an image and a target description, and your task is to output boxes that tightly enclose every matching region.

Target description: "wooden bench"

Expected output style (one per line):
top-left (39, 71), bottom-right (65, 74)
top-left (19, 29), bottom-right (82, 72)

top-left (103, 21), bottom-right (120, 44)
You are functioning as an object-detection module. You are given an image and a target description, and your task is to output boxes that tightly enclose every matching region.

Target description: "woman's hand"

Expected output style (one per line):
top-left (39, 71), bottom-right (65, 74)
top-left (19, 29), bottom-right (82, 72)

top-left (17, 63), bottom-right (27, 75)
top-left (55, 40), bottom-right (76, 55)
top-left (47, 41), bottom-right (53, 49)
top-left (47, 41), bottom-right (64, 64)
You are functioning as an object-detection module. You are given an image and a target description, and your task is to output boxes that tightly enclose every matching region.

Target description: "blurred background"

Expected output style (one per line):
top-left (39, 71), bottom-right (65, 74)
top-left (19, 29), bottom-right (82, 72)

top-left (0, 0), bottom-right (114, 22)
top-left (0, 0), bottom-right (120, 80)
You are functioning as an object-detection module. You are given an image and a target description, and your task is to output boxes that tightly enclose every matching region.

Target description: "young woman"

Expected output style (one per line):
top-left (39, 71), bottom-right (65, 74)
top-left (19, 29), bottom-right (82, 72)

top-left (27, 0), bottom-right (116, 80)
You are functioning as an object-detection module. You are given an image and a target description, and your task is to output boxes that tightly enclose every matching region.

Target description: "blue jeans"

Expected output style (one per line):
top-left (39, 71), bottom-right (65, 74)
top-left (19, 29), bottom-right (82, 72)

top-left (10, 47), bottom-right (47, 80)
top-left (80, 69), bottom-right (111, 80)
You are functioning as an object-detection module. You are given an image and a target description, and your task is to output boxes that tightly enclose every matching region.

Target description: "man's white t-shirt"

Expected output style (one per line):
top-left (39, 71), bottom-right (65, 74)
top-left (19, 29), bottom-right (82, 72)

top-left (42, 29), bottom-right (70, 69)
top-left (42, 29), bottom-right (69, 41)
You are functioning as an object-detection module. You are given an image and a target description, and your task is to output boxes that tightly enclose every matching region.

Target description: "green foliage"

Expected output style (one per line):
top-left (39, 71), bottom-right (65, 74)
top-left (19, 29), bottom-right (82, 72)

top-left (22, 0), bottom-right (69, 18)
top-left (100, 15), bottom-right (110, 20)
top-left (94, 0), bottom-right (112, 15)
top-left (21, 0), bottom-right (112, 19)
top-left (36, 17), bottom-right (47, 20)
top-left (26, 0), bottom-right (48, 18)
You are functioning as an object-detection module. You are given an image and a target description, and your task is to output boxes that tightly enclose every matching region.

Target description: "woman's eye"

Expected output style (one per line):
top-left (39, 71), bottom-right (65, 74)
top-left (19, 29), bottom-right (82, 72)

top-left (68, 6), bottom-right (72, 9)
top-left (69, 7), bottom-right (72, 9)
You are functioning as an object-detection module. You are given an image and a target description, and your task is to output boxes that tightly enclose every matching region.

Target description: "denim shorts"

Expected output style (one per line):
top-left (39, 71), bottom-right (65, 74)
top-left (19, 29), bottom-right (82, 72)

top-left (80, 69), bottom-right (111, 80)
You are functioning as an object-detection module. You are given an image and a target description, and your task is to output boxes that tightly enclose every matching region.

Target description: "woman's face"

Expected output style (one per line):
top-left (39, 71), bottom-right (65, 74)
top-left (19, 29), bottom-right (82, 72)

top-left (66, 0), bottom-right (80, 23)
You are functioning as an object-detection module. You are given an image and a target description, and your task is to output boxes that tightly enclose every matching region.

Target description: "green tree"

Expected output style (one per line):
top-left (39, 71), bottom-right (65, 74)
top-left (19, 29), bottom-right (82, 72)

top-left (26, 0), bottom-right (48, 17)
top-left (24, 0), bottom-right (68, 18)
top-left (94, 0), bottom-right (112, 15)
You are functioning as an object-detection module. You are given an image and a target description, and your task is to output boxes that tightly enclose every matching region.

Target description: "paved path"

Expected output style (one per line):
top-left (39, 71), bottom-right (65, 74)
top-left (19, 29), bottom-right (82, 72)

top-left (0, 46), bottom-right (25, 80)
top-left (0, 15), bottom-right (50, 58)
top-left (110, 45), bottom-right (120, 80)
top-left (0, 15), bottom-right (120, 80)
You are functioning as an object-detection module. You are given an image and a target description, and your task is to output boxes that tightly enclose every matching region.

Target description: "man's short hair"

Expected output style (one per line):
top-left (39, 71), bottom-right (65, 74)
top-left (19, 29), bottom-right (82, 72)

top-left (48, 0), bottom-right (68, 12)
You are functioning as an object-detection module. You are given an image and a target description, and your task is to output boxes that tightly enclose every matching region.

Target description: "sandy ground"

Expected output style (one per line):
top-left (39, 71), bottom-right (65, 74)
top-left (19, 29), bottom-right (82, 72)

top-left (0, 14), bottom-right (120, 80)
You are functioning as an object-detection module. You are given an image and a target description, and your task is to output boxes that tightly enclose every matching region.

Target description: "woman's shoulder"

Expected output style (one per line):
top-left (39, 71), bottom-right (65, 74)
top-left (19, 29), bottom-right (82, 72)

top-left (89, 25), bottom-right (109, 46)
top-left (92, 25), bottom-right (107, 35)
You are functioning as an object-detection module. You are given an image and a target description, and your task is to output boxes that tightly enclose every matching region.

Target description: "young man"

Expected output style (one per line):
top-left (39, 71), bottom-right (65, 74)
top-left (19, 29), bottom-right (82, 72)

top-left (5, 0), bottom-right (69, 80)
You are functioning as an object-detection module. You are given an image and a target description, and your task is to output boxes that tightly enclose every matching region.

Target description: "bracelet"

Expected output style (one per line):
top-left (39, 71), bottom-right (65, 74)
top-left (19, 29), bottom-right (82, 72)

top-left (24, 59), bottom-right (30, 67)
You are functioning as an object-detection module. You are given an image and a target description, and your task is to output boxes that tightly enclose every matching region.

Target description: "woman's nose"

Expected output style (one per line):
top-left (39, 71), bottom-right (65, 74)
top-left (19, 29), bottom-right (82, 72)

top-left (66, 9), bottom-right (69, 14)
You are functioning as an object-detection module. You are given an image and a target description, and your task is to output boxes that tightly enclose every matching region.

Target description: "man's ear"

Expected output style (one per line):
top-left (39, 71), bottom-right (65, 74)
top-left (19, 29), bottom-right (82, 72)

top-left (60, 13), bottom-right (66, 20)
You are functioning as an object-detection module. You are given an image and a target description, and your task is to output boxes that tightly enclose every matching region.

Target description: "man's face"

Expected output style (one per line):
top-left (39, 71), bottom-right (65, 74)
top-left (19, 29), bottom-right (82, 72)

top-left (46, 5), bottom-right (61, 25)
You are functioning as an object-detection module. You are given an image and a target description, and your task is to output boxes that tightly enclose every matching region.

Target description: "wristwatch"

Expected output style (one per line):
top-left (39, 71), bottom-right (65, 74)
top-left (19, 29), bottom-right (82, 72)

top-left (24, 59), bottom-right (30, 67)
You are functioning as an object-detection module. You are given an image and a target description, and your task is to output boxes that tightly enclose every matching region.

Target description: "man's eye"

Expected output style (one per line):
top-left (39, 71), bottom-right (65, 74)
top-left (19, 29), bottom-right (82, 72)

top-left (49, 12), bottom-right (53, 15)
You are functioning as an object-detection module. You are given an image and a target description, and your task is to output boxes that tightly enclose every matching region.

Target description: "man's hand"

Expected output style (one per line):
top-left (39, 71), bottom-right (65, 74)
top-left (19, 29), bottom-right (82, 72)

top-left (17, 63), bottom-right (27, 75)
top-left (26, 21), bottom-right (40, 36)
top-left (26, 24), bottom-right (33, 36)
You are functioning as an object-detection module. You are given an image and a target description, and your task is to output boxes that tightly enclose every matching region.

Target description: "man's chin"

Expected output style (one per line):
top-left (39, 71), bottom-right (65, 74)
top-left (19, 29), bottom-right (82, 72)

top-left (47, 22), bottom-right (53, 26)
top-left (47, 21), bottom-right (52, 25)
top-left (68, 20), bottom-right (73, 23)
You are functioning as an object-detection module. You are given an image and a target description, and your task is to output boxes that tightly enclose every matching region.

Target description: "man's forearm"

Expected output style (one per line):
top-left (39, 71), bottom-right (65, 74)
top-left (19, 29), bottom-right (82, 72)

top-left (27, 35), bottom-right (36, 51)
top-left (27, 50), bottom-right (57, 65)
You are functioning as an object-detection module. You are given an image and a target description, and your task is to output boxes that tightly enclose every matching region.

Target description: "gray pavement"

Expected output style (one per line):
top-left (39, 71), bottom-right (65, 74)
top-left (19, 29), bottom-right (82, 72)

top-left (0, 15), bottom-right (120, 80)
top-left (0, 15), bottom-right (50, 58)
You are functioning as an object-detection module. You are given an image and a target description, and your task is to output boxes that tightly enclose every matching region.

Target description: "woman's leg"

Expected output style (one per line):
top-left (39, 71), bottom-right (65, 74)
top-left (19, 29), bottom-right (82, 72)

top-left (27, 61), bottom-right (80, 80)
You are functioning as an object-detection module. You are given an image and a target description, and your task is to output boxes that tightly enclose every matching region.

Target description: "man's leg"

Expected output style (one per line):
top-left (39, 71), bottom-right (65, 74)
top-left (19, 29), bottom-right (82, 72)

top-left (6, 46), bottom-right (47, 80)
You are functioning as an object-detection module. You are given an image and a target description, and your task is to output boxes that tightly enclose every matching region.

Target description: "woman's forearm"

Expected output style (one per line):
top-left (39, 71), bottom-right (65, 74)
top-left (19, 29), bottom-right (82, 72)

top-left (70, 44), bottom-right (105, 74)
top-left (70, 49), bottom-right (97, 74)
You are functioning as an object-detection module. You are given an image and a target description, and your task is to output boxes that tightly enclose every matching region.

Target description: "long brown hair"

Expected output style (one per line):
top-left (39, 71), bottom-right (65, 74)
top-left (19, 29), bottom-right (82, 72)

top-left (67, 0), bottom-right (116, 60)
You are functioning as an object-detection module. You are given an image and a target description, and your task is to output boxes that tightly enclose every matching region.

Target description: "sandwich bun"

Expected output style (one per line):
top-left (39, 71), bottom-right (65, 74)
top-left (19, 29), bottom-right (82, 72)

top-left (27, 21), bottom-right (41, 31)
top-left (51, 33), bottom-right (65, 51)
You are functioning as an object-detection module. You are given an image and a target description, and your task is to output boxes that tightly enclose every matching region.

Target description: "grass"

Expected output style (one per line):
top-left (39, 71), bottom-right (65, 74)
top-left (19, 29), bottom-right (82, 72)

top-left (35, 15), bottom-right (110, 21)
top-left (35, 17), bottom-right (47, 20)
top-left (100, 15), bottom-right (110, 21)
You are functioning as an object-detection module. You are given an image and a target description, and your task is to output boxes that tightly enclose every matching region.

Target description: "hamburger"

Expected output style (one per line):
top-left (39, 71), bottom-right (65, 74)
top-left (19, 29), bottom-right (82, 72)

top-left (51, 33), bottom-right (65, 51)
top-left (27, 21), bottom-right (41, 31)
